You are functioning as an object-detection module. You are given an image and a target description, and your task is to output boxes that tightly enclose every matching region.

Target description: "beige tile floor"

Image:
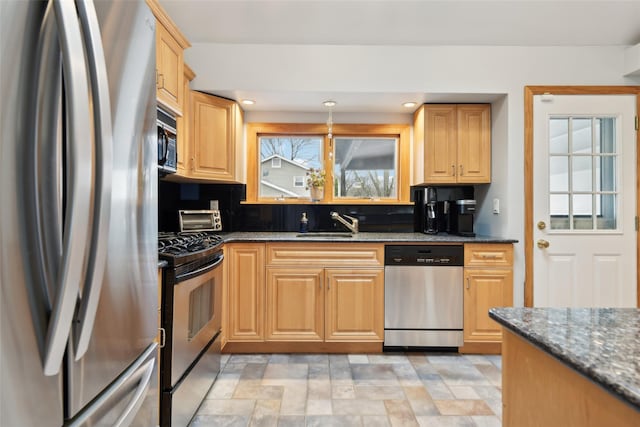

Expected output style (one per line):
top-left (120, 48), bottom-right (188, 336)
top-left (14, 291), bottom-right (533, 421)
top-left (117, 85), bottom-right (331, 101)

top-left (190, 353), bottom-right (503, 427)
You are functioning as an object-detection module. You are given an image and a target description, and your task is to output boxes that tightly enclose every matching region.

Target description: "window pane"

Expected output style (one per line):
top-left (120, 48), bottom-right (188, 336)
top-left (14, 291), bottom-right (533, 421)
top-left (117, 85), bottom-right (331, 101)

top-left (333, 137), bottom-right (397, 198)
top-left (549, 156), bottom-right (568, 191)
top-left (549, 118), bottom-right (569, 153)
top-left (259, 136), bottom-right (323, 198)
top-left (572, 156), bottom-right (592, 192)
top-left (572, 118), bottom-right (592, 153)
top-left (597, 194), bottom-right (617, 230)
top-left (595, 117), bottom-right (615, 154)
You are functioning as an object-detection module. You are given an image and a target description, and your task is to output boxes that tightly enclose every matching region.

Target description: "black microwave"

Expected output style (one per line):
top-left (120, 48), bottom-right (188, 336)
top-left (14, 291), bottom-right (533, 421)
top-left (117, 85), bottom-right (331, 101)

top-left (157, 107), bottom-right (177, 175)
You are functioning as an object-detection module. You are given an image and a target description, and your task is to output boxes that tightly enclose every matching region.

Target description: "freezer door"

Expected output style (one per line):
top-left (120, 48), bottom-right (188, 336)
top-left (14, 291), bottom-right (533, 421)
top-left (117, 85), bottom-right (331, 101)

top-left (1, 1), bottom-right (63, 425)
top-left (66, 344), bottom-right (158, 427)
top-left (67, 0), bottom-right (158, 418)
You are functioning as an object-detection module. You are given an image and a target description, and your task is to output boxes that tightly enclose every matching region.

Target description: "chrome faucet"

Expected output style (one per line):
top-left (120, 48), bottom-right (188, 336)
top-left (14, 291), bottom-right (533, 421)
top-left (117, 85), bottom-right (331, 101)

top-left (330, 211), bottom-right (359, 233)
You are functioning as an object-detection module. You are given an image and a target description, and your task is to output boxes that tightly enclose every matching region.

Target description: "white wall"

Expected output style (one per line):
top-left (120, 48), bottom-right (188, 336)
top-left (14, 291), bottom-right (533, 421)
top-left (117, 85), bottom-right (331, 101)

top-left (186, 44), bottom-right (640, 307)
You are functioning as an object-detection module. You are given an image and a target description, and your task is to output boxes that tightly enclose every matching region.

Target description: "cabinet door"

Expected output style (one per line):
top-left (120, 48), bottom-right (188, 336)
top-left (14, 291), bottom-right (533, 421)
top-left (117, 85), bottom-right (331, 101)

top-left (457, 104), bottom-right (491, 183)
top-left (324, 269), bottom-right (384, 342)
top-left (175, 65), bottom-right (194, 176)
top-left (463, 268), bottom-right (513, 343)
top-left (226, 244), bottom-right (265, 341)
top-left (191, 92), bottom-right (236, 181)
top-left (423, 105), bottom-right (457, 184)
top-left (265, 268), bottom-right (324, 341)
top-left (155, 22), bottom-right (183, 114)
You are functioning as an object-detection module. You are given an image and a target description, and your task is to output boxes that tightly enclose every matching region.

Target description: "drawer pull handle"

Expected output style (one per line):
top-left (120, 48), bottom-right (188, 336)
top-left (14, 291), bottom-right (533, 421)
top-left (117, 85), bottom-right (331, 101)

top-left (466, 277), bottom-right (470, 290)
top-left (480, 254), bottom-right (500, 259)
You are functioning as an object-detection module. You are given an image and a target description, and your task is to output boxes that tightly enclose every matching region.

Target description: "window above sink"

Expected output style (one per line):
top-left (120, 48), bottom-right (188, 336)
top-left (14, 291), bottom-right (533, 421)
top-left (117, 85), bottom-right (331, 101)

top-left (245, 123), bottom-right (411, 205)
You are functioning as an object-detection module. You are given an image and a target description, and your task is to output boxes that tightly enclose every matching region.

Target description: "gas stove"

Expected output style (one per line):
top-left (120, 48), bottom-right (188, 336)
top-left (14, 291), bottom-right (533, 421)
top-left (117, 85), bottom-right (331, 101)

top-left (158, 231), bottom-right (223, 267)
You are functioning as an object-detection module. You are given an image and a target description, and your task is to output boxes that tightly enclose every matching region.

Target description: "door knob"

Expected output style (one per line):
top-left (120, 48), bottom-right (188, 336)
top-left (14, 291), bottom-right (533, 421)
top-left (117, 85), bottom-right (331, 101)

top-left (537, 221), bottom-right (546, 230)
top-left (537, 239), bottom-right (550, 249)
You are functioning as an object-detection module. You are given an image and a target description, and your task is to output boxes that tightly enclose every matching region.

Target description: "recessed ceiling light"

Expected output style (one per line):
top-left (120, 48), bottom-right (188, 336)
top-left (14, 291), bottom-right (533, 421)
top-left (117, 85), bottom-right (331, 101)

top-left (323, 100), bottom-right (337, 107)
top-left (241, 99), bottom-right (255, 105)
top-left (402, 102), bottom-right (417, 108)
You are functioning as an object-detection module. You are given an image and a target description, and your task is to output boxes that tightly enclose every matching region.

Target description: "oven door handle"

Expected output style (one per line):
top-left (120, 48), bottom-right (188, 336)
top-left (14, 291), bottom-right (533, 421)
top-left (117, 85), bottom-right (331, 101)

top-left (175, 254), bottom-right (224, 283)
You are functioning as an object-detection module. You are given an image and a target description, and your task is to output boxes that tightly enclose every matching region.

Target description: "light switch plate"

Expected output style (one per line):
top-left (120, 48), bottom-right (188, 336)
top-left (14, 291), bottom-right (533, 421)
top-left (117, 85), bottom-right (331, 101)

top-left (493, 198), bottom-right (500, 214)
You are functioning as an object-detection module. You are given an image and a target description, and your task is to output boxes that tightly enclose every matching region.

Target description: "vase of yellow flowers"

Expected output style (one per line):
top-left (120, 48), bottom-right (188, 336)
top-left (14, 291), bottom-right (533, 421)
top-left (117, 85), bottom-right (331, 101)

top-left (306, 168), bottom-right (326, 201)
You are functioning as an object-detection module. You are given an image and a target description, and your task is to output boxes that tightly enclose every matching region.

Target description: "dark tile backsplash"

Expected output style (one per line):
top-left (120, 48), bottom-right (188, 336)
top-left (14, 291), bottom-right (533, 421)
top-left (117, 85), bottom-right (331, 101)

top-left (158, 180), bottom-right (474, 233)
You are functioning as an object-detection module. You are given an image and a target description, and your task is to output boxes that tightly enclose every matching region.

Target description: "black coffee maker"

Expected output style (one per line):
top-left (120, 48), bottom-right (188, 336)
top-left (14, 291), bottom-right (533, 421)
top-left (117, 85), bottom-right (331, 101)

top-left (450, 199), bottom-right (476, 236)
top-left (424, 187), bottom-right (438, 234)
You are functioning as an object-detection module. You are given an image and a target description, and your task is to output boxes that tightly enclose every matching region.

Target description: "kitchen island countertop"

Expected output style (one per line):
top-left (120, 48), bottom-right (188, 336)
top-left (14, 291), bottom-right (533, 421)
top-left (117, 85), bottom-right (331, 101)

top-left (489, 307), bottom-right (640, 410)
top-left (219, 231), bottom-right (517, 244)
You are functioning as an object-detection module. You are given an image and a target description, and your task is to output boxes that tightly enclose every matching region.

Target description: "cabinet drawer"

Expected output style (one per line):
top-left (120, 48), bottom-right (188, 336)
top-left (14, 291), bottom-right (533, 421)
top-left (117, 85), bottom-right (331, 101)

top-left (464, 244), bottom-right (513, 267)
top-left (266, 243), bottom-right (384, 267)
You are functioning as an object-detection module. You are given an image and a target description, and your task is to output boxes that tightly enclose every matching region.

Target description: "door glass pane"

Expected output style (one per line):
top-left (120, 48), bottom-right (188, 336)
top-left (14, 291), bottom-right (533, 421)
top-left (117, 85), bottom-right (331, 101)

top-left (597, 156), bottom-right (616, 192)
top-left (550, 194), bottom-right (569, 230)
top-left (572, 118), bottom-right (592, 153)
top-left (595, 117), bottom-right (616, 154)
top-left (572, 156), bottom-right (592, 192)
top-left (549, 118), bottom-right (569, 153)
top-left (547, 115), bottom-right (619, 232)
top-left (573, 194), bottom-right (593, 231)
top-left (333, 137), bottom-right (397, 198)
top-left (549, 156), bottom-right (568, 191)
top-left (259, 136), bottom-right (323, 198)
top-left (597, 194), bottom-right (617, 230)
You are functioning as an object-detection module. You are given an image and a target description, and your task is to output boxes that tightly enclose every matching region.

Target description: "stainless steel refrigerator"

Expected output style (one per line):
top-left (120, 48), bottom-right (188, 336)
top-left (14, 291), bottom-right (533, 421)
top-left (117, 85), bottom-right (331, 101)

top-left (1, 0), bottom-right (158, 425)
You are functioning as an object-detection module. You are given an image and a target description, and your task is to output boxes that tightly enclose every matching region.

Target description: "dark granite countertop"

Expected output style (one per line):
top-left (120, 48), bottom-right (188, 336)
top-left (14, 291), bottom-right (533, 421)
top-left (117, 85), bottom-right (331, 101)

top-left (489, 307), bottom-right (640, 410)
top-left (220, 231), bottom-right (517, 244)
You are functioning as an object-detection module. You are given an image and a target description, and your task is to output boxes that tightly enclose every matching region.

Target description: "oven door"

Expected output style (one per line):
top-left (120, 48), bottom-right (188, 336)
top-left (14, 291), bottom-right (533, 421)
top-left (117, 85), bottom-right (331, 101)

top-left (171, 258), bottom-right (223, 386)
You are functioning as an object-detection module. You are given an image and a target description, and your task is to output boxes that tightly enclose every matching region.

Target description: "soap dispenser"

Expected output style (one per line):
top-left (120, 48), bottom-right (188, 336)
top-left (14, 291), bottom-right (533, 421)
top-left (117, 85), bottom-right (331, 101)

top-left (299, 212), bottom-right (309, 233)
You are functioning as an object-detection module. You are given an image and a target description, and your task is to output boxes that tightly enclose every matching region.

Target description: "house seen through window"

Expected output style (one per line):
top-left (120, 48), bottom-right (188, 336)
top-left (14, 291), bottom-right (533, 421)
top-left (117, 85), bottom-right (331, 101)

top-left (259, 136), bottom-right (323, 198)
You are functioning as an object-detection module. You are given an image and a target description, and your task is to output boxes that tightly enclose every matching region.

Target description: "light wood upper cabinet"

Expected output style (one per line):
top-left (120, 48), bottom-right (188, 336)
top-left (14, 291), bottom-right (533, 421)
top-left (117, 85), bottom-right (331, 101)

top-left (175, 64), bottom-right (195, 176)
top-left (226, 243), bottom-right (265, 342)
top-left (461, 243), bottom-right (513, 353)
top-left (413, 104), bottom-right (491, 185)
top-left (147, 0), bottom-right (190, 116)
top-left (189, 91), bottom-right (244, 182)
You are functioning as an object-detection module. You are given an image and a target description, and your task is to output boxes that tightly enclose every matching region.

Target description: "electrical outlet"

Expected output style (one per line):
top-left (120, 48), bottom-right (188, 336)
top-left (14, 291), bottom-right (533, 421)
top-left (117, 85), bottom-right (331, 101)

top-left (493, 198), bottom-right (500, 214)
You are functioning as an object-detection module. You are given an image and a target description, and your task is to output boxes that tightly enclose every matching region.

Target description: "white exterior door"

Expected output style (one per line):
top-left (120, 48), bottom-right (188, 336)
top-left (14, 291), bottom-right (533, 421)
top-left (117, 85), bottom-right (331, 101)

top-left (533, 94), bottom-right (637, 307)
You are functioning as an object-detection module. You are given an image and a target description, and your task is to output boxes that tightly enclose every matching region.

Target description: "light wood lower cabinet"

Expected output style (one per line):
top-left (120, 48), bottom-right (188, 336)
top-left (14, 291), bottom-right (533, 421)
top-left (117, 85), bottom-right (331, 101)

top-left (264, 267), bottom-right (384, 343)
top-left (225, 243), bottom-right (384, 352)
top-left (265, 268), bottom-right (324, 341)
top-left (461, 243), bottom-right (513, 354)
top-left (225, 243), bottom-right (265, 342)
top-left (324, 269), bottom-right (384, 342)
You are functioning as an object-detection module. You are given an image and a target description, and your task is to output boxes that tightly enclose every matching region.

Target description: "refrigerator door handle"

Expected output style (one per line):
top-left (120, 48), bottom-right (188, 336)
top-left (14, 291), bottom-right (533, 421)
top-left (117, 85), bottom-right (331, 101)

top-left (66, 343), bottom-right (158, 427)
top-left (112, 357), bottom-right (155, 427)
top-left (40, 0), bottom-right (94, 376)
top-left (72, 0), bottom-right (113, 361)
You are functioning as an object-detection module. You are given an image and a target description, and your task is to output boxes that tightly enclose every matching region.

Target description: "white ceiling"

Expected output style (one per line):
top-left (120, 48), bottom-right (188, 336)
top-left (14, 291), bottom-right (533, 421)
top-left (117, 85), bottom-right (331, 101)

top-left (159, 0), bottom-right (640, 113)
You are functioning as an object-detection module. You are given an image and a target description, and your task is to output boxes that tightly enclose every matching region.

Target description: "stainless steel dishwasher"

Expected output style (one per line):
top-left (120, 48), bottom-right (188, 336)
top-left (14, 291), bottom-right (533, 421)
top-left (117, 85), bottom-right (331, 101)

top-left (384, 245), bottom-right (464, 348)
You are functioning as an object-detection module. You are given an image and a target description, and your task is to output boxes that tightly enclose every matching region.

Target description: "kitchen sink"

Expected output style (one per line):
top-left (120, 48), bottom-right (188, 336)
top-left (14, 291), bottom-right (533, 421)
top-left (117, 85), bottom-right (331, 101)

top-left (296, 232), bottom-right (353, 238)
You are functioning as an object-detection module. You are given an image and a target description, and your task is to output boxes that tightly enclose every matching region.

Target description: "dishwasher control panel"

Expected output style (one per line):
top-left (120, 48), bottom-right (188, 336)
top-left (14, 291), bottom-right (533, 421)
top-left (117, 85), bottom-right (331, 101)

top-left (384, 245), bottom-right (464, 266)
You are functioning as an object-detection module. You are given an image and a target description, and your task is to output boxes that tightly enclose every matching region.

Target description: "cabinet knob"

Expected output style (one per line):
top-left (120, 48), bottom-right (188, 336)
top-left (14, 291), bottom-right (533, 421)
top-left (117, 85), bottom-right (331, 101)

top-left (451, 165), bottom-right (455, 176)
top-left (537, 239), bottom-right (550, 249)
top-left (459, 164), bottom-right (464, 175)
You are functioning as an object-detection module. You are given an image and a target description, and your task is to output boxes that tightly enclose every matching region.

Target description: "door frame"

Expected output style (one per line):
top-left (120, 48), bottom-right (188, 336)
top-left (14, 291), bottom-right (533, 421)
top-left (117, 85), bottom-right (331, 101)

top-left (524, 86), bottom-right (640, 307)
